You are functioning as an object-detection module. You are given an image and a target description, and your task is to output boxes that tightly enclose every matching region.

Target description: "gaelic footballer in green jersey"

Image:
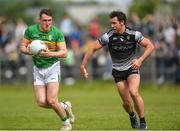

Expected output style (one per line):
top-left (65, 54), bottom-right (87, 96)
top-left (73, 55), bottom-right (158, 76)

top-left (20, 9), bottom-right (73, 130)
top-left (24, 24), bottom-right (65, 68)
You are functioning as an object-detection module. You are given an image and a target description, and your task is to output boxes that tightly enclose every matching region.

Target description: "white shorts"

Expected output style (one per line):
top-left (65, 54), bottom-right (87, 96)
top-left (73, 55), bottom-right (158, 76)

top-left (33, 61), bottom-right (61, 85)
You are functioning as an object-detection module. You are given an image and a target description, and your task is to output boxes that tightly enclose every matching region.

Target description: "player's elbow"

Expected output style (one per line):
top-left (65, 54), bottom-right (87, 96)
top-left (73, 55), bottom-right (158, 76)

top-left (20, 45), bottom-right (26, 54)
top-left (64, 52), bottom-right (68, 58)
top-left (150, 43), bottom-right (155, 52)
top-left (146, 40), bottom-right (155, 53)
top-left (61, 50), bottom-right (68, 58)
top-left (19, 47), bottom-right (23, 53)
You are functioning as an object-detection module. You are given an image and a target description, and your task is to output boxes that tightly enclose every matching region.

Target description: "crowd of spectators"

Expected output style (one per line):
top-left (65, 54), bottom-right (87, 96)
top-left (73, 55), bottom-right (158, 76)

top-left (0, 13), bottom-right (180, 85)
top-left (128, 13), bottom-right (180, 85)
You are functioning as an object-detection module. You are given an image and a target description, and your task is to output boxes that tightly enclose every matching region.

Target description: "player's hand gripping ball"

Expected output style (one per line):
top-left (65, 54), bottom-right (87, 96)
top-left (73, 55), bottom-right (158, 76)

top-left (28, 40), bottom-right (47, 55)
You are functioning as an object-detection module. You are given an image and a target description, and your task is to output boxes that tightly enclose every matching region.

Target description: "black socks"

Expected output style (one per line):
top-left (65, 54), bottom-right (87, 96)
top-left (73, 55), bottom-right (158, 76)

top-left (129, 112), bottom-right (135, 117)
top-left (140, 117), bottom-right (146, 123)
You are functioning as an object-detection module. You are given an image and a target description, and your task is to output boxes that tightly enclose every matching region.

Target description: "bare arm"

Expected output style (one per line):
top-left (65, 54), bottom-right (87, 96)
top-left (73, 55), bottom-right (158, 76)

top-left (40, 42), bottom-right (67, 58)
top-left (131, 37), bottom-right (155, 69)
top-left (80, 40), bottom-right (103, 79)
top-left (20, 38), bottom-right (33, 55)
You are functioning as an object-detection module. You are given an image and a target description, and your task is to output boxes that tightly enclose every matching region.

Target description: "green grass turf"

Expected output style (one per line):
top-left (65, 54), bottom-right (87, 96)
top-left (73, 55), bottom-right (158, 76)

top-left (0, 80), bottom-right (180, 130)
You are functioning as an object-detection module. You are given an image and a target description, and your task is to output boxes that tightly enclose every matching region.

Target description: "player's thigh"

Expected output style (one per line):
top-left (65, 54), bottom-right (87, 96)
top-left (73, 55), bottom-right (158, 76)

top-left (116, 81), bottom-right (132, 102)
top-left (33, 66), bottom-right (46, 85)
top-left (34, 85), bottom-right (47, 103)
top-left (127, 74), bottom-right (140, 94)
top-left (46, 82), bottom-right (59, 100)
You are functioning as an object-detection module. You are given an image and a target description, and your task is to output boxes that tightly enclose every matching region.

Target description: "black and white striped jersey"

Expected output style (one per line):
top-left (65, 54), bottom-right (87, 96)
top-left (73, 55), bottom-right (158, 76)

top-left (98, 27), bottom-right (144, 71)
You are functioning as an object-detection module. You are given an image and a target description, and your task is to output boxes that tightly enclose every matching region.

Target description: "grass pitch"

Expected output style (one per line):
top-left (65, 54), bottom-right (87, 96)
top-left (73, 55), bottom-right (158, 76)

top-left (0, 80), bottom-right (180, 130)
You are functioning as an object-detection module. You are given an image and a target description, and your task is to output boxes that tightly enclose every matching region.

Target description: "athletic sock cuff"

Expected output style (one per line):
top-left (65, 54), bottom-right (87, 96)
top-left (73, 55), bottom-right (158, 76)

top-left (62, 117), bottom-right (68, 121)
top-left (129, 112), bottom-right (135, 117)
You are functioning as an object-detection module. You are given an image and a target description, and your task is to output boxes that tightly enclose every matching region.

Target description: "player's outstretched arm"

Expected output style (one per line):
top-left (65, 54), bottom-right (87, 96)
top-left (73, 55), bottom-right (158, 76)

top-left (80, 40), bottom-right (102, 79)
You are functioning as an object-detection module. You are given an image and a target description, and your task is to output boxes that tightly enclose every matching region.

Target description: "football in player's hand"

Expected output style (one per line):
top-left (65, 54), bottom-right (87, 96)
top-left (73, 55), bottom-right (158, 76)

top-left (28, 40), bottom-right (47, 55)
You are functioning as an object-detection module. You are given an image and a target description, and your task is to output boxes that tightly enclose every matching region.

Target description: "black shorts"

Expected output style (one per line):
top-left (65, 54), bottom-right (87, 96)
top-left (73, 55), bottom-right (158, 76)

top-left (112, 68), bottom-right (140, 83)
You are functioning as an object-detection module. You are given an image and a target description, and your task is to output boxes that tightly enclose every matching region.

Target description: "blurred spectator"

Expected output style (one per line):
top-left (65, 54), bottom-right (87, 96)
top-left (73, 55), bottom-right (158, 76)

top-left (175, 24), bottom-right (180, 63)
top-left (154, 33), bottom-right (168, 85)
top-left (0, 25), bottom-right (11, 49)
top-left (162, 20), bottom-right (176, 49)
top-left (70, 21), bottom-right (84, 56)
top-left (128, 12), bottom-right (142, 31)
top-left (88, 18), bottom-right (100, 39)
top-left (171, 16), bottom-right (178, 30)
top-left (174, 23), bottom-right (180, 84)
top-left (60, 15), bottom-right (74, 48)
top-left (4, 38), bottom-right (19, 78)
top-left (87, 18), bottom-right (102, 78)
top-left (61, 49), bottom-right (75, 85)
top-left (14, 18), bottom-right (27, 45)
top-left (60, 15), bottom-right (74, 36)
top-left (143, 15), bottom-right (156, 39)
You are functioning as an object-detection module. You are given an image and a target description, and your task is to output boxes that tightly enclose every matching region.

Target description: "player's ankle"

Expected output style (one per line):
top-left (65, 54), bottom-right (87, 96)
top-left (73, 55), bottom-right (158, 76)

top-left (60, 102), bottom-right (68, 109)
top-left (62, 117), bottom-right (70, 125)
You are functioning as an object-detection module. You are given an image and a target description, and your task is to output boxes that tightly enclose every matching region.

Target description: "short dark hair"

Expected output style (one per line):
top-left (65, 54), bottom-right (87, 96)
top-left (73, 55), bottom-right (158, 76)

top-left (39, 9), bottom-right (52, 18)
top-left (109, 11), bottom-right (127, 24)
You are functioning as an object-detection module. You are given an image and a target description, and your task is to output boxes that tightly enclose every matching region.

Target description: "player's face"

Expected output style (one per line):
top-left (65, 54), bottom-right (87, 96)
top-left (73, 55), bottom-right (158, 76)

top-left (39, 14), bottom-right (52, 32)
top-left (110, 17), bottom-right (124, 33)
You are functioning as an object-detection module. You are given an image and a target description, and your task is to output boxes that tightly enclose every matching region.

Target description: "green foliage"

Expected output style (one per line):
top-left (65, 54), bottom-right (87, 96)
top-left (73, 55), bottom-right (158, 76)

top-left (129, 0), bottom-right (159, 19)
top-left (170, 0), bottom-right (180, 14)
top-left (0, 0), bottom-right (65, 24)
top-left (96, 13), bottom-right (109, 32)
top-left (0, 1), bottom-right (29, 22)
top-left (30, 0), bottom-right (52, 7)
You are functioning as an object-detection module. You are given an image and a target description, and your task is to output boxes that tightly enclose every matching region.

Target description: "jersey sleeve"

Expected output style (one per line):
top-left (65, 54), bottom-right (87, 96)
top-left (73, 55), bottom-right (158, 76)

top-left (98, 33), bottom-right (109, 46)
top-left (56, 30), bottom-right (65, 43)
top-left (24, 27), bottom-right (31, 40)
top-left (135, 31), bottom-right (144, 43)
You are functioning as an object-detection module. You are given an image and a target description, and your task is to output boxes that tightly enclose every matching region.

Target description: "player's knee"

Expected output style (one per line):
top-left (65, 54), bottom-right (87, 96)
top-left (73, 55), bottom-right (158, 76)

top-left (129, 90), bottom-right (139, 99)
top-left (47, 97), bottom-right (57, 107)
top-left (37, 100), bottom-right (48, 107)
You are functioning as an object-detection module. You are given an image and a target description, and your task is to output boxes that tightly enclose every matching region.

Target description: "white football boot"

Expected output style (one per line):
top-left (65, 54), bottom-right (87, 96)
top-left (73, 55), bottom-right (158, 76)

top-left (60, 123), bottom-right (72, 131)
top-left (64, 101), bottom-right (75, 124)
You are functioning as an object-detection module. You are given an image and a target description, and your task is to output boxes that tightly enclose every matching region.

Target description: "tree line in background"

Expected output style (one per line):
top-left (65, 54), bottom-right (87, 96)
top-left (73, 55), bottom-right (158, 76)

top-left (1, 0), bottom-right (179, 26)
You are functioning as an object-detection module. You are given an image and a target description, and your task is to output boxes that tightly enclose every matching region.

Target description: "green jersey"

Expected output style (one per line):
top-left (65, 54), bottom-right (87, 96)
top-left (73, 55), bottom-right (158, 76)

top-left (24, 24), bottom-right (65, 68)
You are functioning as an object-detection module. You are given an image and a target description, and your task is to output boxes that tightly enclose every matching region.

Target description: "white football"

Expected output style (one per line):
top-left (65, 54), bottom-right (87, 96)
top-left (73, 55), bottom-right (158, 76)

top-left (28, 40), bottom-right (47, 55)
